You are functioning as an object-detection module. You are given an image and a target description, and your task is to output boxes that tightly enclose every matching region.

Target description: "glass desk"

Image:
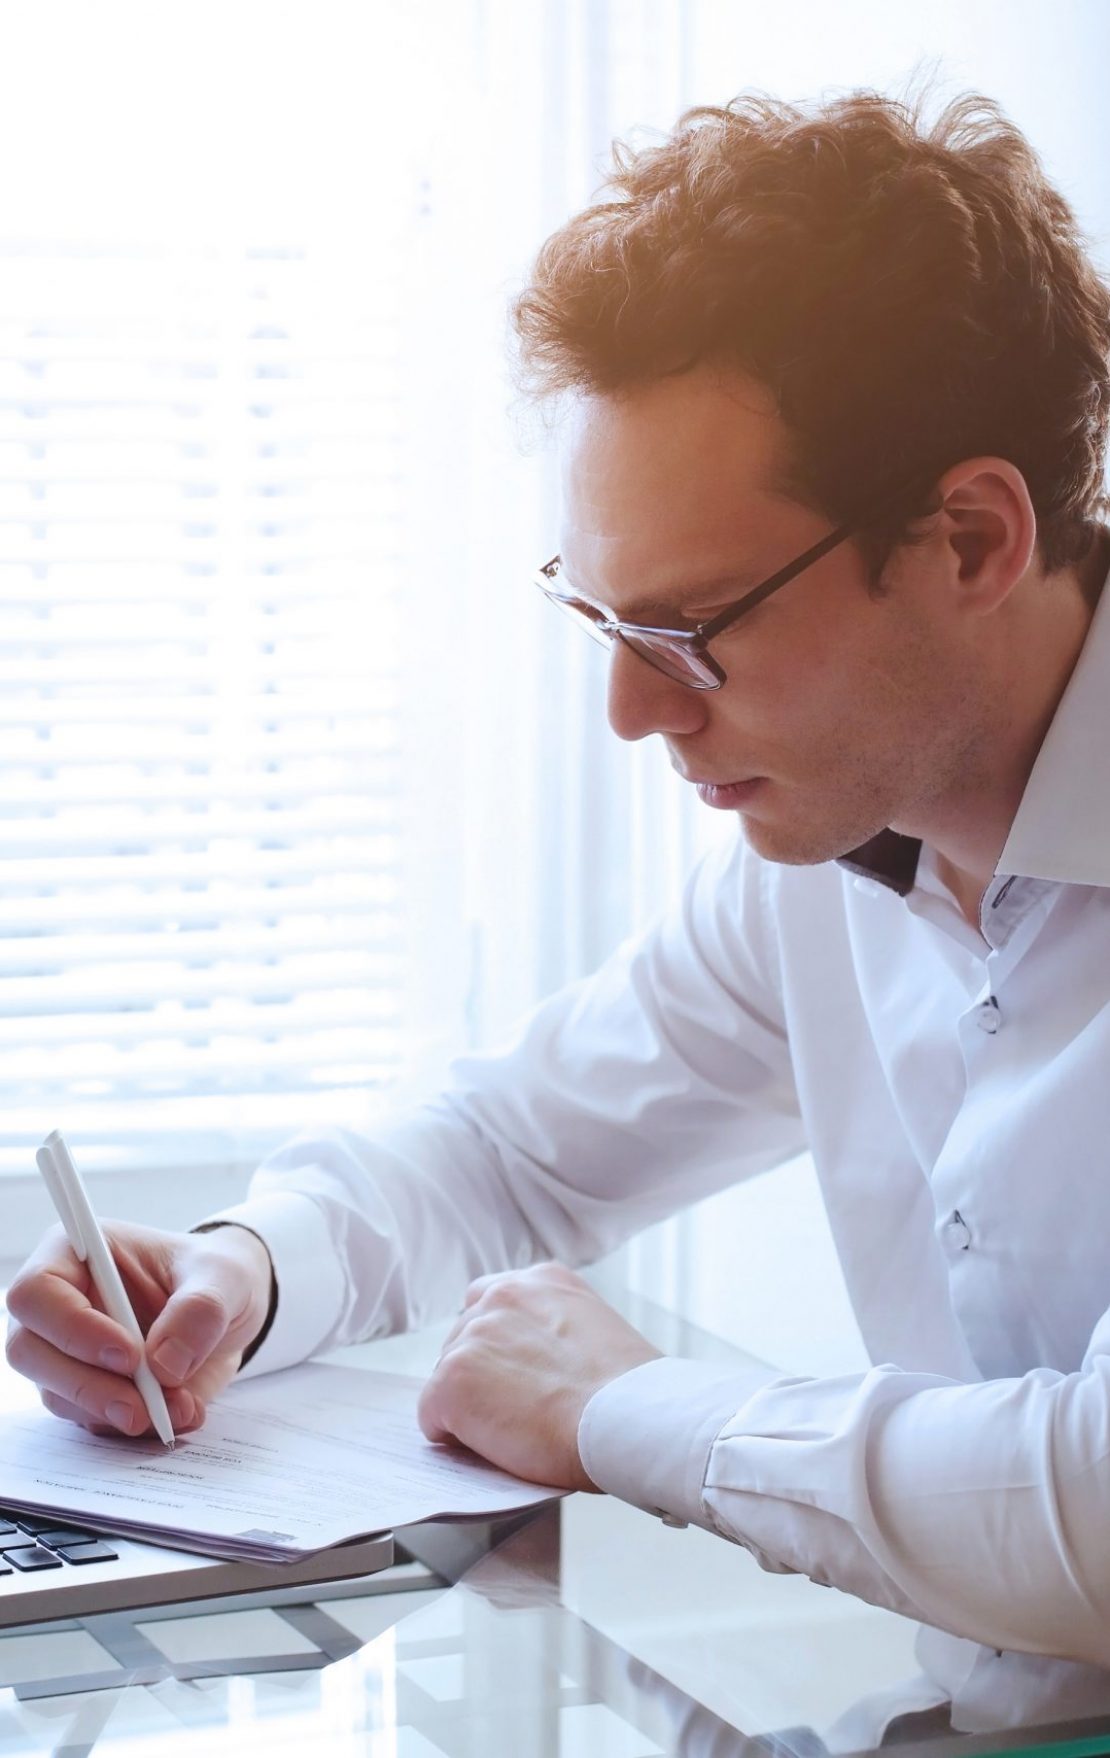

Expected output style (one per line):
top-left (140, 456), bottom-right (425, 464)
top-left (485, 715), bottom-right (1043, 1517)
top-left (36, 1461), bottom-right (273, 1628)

top-left (1, 1295), bottom-right (1109, 1758)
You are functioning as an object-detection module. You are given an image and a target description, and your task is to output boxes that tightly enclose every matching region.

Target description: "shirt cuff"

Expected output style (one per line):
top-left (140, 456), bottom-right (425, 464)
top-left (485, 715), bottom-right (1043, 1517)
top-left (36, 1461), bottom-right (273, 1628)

top-left (197, 1190), bottom-right (344, 1379)
top-left (578, 1355), bottom-right (779, 1529)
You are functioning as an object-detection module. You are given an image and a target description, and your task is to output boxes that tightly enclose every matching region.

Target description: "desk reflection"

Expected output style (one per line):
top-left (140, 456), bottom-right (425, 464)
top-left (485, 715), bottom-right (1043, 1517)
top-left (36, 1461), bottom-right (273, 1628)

top-left (0, 1506), bottom-right (964, 1758)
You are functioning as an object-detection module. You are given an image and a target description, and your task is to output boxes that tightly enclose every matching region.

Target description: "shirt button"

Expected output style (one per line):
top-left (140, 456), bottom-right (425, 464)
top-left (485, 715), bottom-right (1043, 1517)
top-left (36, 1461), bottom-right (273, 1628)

top-left (976, 996), bottom-right (1001, 1033)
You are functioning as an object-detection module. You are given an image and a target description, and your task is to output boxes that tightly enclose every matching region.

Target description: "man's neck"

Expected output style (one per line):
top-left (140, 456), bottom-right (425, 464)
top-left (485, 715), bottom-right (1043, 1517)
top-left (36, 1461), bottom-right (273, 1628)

top-left (903, 533), bottom-right (1108, 933)
top-left (931, 850), bottom-right (999, 933)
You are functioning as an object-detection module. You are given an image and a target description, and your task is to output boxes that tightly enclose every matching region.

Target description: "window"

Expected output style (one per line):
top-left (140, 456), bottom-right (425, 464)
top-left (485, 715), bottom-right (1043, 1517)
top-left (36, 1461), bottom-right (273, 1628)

top-left (0, 242), bottom-right (419, 1179)
top-left (0, 2), bottom-right (719, 1241)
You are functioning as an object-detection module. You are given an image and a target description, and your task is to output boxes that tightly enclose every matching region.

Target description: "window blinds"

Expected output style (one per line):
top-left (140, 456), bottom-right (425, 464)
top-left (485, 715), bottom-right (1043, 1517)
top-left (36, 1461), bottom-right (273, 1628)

top-left (0, 243), bottom-right (411, 1175)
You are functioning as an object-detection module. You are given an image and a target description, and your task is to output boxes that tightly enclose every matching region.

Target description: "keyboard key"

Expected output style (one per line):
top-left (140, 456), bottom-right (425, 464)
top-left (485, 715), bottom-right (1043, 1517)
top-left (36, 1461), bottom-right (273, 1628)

top-left (3, 1546), bottom-right (64, 1572)
top-left (56, 1542), bottom-right (118, 1565)
top-left (35, 1529), bottom-right (99, 1549)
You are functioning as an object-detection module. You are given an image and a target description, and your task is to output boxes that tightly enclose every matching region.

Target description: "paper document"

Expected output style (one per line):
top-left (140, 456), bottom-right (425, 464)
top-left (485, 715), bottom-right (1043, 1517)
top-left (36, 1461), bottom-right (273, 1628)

top-left (0, 1363), bottom-right (562, 1563)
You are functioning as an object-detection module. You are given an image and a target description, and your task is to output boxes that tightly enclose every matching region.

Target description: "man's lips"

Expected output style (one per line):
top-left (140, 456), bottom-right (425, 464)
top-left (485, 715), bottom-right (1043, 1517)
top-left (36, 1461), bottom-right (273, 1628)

top-left (683, 773), bottom-right (757, 787)
top-left (690, 777), bottom-right (766, 810)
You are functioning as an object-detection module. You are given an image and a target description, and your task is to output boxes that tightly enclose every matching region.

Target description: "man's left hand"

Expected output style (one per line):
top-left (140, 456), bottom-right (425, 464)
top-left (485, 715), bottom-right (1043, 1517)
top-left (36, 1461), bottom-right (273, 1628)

top-left (417, 1263), bottom-right (662, 1491)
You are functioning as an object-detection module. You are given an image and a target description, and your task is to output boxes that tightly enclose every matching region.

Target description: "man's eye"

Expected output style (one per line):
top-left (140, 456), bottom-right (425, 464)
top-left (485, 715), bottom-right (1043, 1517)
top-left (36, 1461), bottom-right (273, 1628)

top-left (668, 610), bottom-right (720, 634)
top-left (629, 608), bottom-right (701, 631)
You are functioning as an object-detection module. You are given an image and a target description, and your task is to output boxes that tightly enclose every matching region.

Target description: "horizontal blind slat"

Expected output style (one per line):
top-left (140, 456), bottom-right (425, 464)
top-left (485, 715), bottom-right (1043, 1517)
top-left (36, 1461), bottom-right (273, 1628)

top-left (0, 1029), bottom-right (400, 1084)
top-left (4, 729), bottom-right (391, 765)
top-left (0, 986), bottom-right (398, 1042)
top-left (2, 803), bottom-right (397, 853)
top-left (0, 919), bottom-right (399, 970)
top-left (0, 882), bottom-right (396, 934)
top-left (0, 700), bottom-right (398, 728)
top-left (0, 767), bottom-right (397, 810)
top-left (0, 952), bottom-right (399, 1014)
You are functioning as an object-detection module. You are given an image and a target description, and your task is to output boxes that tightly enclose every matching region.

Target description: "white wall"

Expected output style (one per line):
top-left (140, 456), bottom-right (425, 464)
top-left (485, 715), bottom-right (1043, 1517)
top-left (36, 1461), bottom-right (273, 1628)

top-left (685, 0), bottom-right (1110, 262)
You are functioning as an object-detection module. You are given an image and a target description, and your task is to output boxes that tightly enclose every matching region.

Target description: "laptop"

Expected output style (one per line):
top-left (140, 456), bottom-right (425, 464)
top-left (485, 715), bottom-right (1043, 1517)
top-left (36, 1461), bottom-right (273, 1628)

top-left (0, 1361), bottom-right (394, 1629)
top-left (0, 1505), bottom-right (394, 1629)
top-left (0, 1504), bottom-right (394, 1629)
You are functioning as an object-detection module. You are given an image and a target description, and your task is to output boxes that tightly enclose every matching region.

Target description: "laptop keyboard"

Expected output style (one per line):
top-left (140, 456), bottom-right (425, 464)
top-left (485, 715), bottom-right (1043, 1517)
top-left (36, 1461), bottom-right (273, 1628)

top-left (0, 1510), bottom-right (118, 1574)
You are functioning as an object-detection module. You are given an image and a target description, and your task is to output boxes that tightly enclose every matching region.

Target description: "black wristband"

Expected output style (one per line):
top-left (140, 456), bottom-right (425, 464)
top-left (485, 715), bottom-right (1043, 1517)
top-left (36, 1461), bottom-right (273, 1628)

top-left (190, 1221), bottom-right (278, 1370)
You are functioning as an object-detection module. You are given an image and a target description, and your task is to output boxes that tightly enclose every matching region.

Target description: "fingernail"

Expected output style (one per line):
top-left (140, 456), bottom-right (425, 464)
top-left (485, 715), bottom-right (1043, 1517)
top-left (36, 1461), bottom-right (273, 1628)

top-left (169, 1389), bottom-right (195, 1427)
top-left (106, 1400), bottom-right (134, 1433)
top-left (100, 1346), bottom-right (130, 1373)
top-left (151, 1340), bottom-right (193, 1382)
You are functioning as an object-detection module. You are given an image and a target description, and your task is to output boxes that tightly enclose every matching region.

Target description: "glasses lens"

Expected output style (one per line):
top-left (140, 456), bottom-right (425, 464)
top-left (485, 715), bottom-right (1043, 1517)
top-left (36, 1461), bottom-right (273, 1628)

top-left (619, 631), bottom-right (720, 689)
top-left (541, 588), bottom-right (613, 648)
top-left (535, 568), bottom-right (721, 688)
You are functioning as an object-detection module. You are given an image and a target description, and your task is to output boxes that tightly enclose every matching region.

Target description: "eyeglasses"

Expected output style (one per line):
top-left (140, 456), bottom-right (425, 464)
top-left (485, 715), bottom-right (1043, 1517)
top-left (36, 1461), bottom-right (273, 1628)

top-left (533, 517), bottom-right (861, 691)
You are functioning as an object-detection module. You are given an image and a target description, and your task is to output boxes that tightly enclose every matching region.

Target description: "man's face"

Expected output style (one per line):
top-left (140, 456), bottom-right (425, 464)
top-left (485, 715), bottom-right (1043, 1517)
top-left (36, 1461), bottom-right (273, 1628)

top-left (557, 369), bottom-right (989, 865)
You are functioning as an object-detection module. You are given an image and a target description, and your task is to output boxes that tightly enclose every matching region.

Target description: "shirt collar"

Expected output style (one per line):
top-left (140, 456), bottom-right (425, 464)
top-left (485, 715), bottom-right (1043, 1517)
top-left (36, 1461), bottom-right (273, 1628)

top-left (837, 829), bottom-right (920, 896)
top-left (838, 557), bottom-right (1110, 897)
top-left (996, 561), bottom-right (1110, 888)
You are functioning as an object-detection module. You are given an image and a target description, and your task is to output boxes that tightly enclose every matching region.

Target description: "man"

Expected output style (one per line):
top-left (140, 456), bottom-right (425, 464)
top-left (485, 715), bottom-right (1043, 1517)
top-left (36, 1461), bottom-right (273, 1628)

top-left (7, 91), bottom-right (1110, 1733)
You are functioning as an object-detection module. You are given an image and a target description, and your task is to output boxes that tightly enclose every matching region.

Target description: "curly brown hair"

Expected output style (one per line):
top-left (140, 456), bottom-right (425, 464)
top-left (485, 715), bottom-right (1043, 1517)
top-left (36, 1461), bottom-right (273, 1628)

top-left (511, 91), bottom-right (1110, 576)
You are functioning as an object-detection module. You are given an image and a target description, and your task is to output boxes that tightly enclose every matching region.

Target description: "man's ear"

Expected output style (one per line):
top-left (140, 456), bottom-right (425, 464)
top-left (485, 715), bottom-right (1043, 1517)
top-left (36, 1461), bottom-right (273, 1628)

top-left (933, 458), bottom-right (1037, 613)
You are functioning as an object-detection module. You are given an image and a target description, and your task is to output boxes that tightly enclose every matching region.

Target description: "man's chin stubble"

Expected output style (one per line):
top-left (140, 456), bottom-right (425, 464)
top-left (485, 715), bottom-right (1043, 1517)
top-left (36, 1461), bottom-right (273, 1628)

top-left (739, 809), bottom-right (890, 868)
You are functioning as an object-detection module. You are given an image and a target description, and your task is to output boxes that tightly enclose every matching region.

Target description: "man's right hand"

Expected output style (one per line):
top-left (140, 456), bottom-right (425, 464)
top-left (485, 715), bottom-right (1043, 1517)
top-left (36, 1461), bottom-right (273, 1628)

top-left (4, 1221), bottom-right (274, 1440)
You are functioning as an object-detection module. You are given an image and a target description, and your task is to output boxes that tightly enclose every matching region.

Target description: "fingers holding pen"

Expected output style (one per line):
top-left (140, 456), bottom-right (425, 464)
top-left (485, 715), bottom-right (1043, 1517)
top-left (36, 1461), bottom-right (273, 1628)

top-left (6, 1231), bottom-right (196, 1437)
top-left (6, 1234), bottom-right (142, 1377)
top-left (6, 1219), bottom-right (271, 1443)
top-left (41, 1386), bottom-right (205, 1439)
top-left (6, 1322), bottom-right (203, 1437)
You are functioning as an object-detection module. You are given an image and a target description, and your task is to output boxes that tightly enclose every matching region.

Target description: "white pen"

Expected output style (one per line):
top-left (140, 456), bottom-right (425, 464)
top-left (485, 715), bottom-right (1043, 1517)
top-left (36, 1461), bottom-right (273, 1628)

top-left (36, 1130), bottom-right (175, 1450)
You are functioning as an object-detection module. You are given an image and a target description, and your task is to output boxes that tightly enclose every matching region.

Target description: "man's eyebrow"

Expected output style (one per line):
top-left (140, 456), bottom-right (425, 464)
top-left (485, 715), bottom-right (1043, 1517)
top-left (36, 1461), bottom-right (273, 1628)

top-left (566, 568), bottom-right (759, 623)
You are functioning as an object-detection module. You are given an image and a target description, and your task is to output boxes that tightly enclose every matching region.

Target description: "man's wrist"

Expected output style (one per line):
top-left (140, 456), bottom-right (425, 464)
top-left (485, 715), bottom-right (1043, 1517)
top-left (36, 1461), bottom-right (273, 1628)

top-left (190, 1221), bottom-right (278, 1367)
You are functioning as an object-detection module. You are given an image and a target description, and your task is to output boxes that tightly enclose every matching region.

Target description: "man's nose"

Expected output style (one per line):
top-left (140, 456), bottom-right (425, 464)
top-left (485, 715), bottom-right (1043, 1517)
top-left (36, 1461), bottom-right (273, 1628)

top-left (605, 638), bottom-right (709, 742)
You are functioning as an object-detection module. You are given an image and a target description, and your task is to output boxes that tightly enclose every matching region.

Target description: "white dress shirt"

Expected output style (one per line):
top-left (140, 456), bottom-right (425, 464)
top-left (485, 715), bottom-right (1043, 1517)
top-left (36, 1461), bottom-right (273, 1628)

top-left (210, 572), bottom-right (1110, 1737)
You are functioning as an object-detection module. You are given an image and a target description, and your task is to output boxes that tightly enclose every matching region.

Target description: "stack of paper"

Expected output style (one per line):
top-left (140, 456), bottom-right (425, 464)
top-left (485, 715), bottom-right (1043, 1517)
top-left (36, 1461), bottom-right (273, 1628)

top-left (0, 1363), bottom-right (562, 1563)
